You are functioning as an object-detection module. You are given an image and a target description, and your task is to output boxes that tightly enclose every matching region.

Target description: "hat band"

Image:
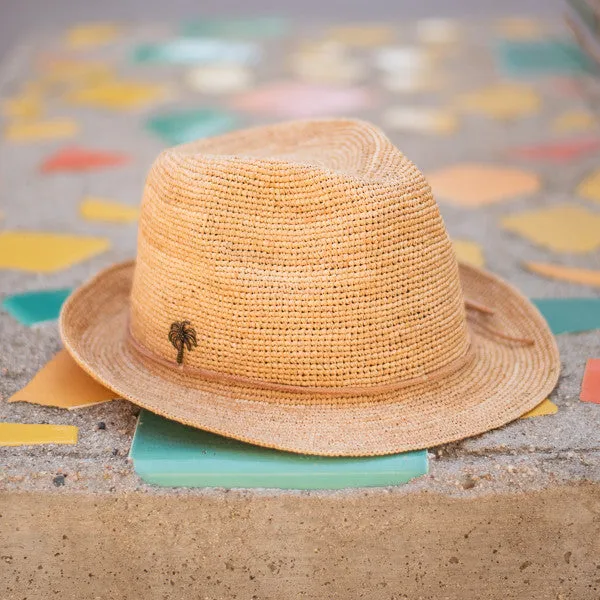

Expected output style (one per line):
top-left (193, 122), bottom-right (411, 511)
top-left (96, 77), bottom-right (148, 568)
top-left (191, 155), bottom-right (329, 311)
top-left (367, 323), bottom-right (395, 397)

top-left (126, 319), bottom-right (476, 397)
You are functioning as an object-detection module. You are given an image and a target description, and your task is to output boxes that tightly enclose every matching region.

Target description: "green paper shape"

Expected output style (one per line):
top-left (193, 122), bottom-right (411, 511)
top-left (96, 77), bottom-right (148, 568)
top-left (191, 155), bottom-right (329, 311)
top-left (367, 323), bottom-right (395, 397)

top-left (496, 40), bottom-right (593, 77)
top-left (182, 17), bottom-right (288, 39)
top-left (132, 39), bottom-right (259, 65)
top-left (146, 109), bottom-right (238, 145)
top-left (2, 288), bottom-right (72, 326)
top-left (130, 410), bottom-right (428, 489)
top-left (533, 298), bottom-right (600, 334)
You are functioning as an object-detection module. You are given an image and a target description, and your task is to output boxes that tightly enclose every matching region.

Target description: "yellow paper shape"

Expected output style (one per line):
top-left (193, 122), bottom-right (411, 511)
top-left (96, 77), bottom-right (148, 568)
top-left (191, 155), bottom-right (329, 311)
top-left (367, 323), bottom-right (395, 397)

top-left (40, 59), bottom-right (115, 86)
top-left (3, 89), bottom-right (44, 119)
top-left (66, 23), bottom-right (120, 48)
top-left (452, 240), bottom-right (485, 267)
top-left (9, 349), bottom-right (116, 409)
top-left (525, 261), bottom-right (600, 288)
top-left (80, 197), bottom-right (139, 223)
top-left (326, 24), bottom-right (393, 46)
top-left (577, 169), bottom-right (600, 203)
top-left (0, 231), bottom-right (110, 273)
top-left (290, 43), bottom-right (365, 85)
top-left (520, 399), bottom-right (558, 419)
top-left (384, 106), bottom-right (457, 134)
top-left (496, 17), bottom-right (545, 40)
top-left (457, 84), bottom-right (540, 119)
top-left (66, 80), bottom-right (166, 110)
top-left (552, 110), bottom-right (597, 133)
top-left (0, 422), bottom-right (78, 446)
top-left (428, 164), bottom-right (540, 207)
top-left (416, 19), bottom-right (459, 44)
top-left (502, 205), bottom-right (600, 253)
top-left (4, 118), bottom-right (78, 142)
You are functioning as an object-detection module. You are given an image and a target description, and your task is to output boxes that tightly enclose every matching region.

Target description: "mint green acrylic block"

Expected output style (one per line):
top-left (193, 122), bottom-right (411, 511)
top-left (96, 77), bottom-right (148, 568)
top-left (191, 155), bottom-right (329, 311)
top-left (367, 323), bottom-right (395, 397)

top-left (130, 410), bottom-right (428, 490)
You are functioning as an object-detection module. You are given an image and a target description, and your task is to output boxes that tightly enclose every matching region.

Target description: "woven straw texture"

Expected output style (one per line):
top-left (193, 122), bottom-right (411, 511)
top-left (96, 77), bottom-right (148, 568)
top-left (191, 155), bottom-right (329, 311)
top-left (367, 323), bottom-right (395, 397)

top-left (60, 119), bottom-right (560, 456)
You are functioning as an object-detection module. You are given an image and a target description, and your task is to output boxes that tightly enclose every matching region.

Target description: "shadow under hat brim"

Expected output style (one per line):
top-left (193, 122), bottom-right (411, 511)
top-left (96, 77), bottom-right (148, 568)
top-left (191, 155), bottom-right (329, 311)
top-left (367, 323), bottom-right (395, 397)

top-left (60, 260), bottom-right (560, 456)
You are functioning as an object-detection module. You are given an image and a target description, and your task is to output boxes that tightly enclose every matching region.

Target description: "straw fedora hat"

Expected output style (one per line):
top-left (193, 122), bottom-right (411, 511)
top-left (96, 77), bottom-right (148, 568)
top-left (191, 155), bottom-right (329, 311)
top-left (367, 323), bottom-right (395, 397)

top-left (60, 119), bottom-right (560, 456)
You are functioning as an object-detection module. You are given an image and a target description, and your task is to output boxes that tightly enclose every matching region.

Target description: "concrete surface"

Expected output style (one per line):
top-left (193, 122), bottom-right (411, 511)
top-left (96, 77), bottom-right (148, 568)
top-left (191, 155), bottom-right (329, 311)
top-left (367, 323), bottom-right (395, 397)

top-left (1, 12), bottom-right (600, 600)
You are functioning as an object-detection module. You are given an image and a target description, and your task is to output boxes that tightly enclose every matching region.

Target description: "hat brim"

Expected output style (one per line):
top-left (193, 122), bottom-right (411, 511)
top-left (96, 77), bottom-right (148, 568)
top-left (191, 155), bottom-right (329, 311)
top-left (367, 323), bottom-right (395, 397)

top-left (60, 261), bottom-right (559, 456)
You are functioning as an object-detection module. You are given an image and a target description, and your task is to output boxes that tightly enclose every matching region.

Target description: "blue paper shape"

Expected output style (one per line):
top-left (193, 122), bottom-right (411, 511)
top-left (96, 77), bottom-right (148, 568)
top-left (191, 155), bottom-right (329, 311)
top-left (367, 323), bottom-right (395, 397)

top-left (132, 39), bottom-right (260, 65)
top-left (181, 17), bottom-right (289, 39)
top-left (2, 288), bottom-right (72, 326)
top-left (533, 297), bottom-right (600, 334)
top-left (130, 410), bottom-right (428, 489)
top-left (146, 109), bottom-right (239, 145)
top-left (496, 40), bottom-right (593, 77)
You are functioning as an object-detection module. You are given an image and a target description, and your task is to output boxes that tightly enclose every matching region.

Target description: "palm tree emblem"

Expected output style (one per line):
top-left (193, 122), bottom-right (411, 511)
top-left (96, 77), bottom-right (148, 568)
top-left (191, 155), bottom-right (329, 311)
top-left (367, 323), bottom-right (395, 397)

top-left (168, 321), bottom-right (198, 365)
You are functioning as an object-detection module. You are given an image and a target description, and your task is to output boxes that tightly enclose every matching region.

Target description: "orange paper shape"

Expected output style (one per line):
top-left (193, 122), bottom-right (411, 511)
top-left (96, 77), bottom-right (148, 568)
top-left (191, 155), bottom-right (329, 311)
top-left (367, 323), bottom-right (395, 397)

top-left (525, 262), bottom-right (600, 288)
top-left (502, 205), bottom-right (600, 253)
top-left (581, 359), bottom-right (600, 404)
top-left (428, 164), bottom-right (540, 207)
top-left (41, 146), bottom-right (130, 173)
top-left (9, 349), bottom-right (116, 409)
top-left (520, 398), bottom-right (558, 419)
top-left (0, 422), bottom-right (78, 446)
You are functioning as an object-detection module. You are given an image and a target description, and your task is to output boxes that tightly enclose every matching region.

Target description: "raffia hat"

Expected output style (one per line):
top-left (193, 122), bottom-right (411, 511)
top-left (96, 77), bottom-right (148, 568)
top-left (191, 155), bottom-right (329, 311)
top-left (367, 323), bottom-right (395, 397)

top-left (60, 119), bottom-right (560, 456)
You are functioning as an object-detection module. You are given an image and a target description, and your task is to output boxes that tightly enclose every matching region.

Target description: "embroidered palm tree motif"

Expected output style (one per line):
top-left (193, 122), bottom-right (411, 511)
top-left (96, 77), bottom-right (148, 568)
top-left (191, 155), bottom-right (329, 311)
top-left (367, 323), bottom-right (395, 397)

top-left (168, 321), bottom-right (198, 365)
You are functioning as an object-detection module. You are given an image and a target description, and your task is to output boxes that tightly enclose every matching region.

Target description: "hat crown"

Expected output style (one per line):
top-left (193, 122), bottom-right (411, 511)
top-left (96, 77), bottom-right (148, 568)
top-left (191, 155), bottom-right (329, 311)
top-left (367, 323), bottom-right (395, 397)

top-left (130, 120), bottom-right (469, 389)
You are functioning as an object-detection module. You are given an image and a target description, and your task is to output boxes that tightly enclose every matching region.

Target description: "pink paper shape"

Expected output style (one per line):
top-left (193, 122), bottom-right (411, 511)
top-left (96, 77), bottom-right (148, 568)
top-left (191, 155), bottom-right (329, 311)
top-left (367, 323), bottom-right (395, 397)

top-left (580, 358), bottom-right (600, 404)
top-left (507, 137), bottom-right (600, 163)
top-left (230, 81), bottom-right (376, 118)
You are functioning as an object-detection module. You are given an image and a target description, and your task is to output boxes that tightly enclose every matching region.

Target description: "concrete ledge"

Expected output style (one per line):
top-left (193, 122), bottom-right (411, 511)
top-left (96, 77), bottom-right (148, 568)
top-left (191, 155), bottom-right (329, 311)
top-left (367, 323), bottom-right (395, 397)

top-left (2, 484), bottom-right (599, 599)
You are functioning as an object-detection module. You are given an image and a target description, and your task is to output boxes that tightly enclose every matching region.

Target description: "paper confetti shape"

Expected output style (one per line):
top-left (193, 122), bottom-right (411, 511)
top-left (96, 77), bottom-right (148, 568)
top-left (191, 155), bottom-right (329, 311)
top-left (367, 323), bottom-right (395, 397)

top-left (65, 80), bottom-right (166, 110)
top-left (290, 42), bottom-right (365, 85)
top-left (4, 119), bottom-right (78, 142)
top-left (0, 422), bottom-right (78, 446)
top-left (182, 17), bottom-right (288, 39)
top-left (38, 57), bottom-right (114, 85)
top-left (41, 146), bottom-right (130, 173)
top-left (9, 349), bottom-right (116, 410)
top-left (452, 240), bottom-right (485, 267)
top-left (2, 288), bottom-right (72, 326)
top-left (0, 231), bottom-right (109, 273)
top-left (146, 109), bottom-right (238, 145)
top-left (416, 19), bottom-right (460, 44)
top-left (375, 46), bottom-right (433, 73)
top-left (66, 23), bottom-right (120, 48)
top-left (580, 359), bottom-right (600, 404)
top-left (520, 399), bottom-right (558, 419)
top-left (533, 298), bottom-right (600, 335)
top-left (496, 40), bottom-right (592, 77)
top-left (502, 205), bottom-right (600, 253)
top-left (552, 110), bottom-right (597, 133)
top-left (381, 70), bottom-right (441, 93)
top-left (3, 88), bottom-right (43, 119)
top-left (326, 24), bottom-right (394, 47)
top-left (80, 197), bottom-right (139, 223)
top-left (428, 164), bottom-right (540, 207)
top-left (231, 82), bottom-right (375, 118)
top-left (186, 65), bottom-right (253, 94)
top-left (457, 84), bottom-right (540, 119)
top-left (133, 39), bottom-right (259, 65)
top-left (384, 106), bottom-right (457, 135)
top-left (577, 168), bottom-right (600, 203)
top-left (495, 17), bottom-right (545, 40)
top-left (525, 262), bottom-right (600, 288)
top-left (507, 137), bottom-right (600, 163)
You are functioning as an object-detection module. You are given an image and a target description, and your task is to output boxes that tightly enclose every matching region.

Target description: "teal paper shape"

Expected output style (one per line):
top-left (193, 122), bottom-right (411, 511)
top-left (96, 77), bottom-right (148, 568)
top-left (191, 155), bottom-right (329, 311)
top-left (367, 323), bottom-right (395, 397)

top-left (130, 410), bottom-right (428, 489)
top-left (182, 17), bottom-right (288, 39)
top-left (132, 39), bottom-right (259, 65)
top-left (146, 109), bottom-right (239, 145)
top-left (496, 40), bottom-right (593, 77)
top-left (533, 298), bottom-right (600, 334)
top-left (2, 288), bottom-right (72, 326)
